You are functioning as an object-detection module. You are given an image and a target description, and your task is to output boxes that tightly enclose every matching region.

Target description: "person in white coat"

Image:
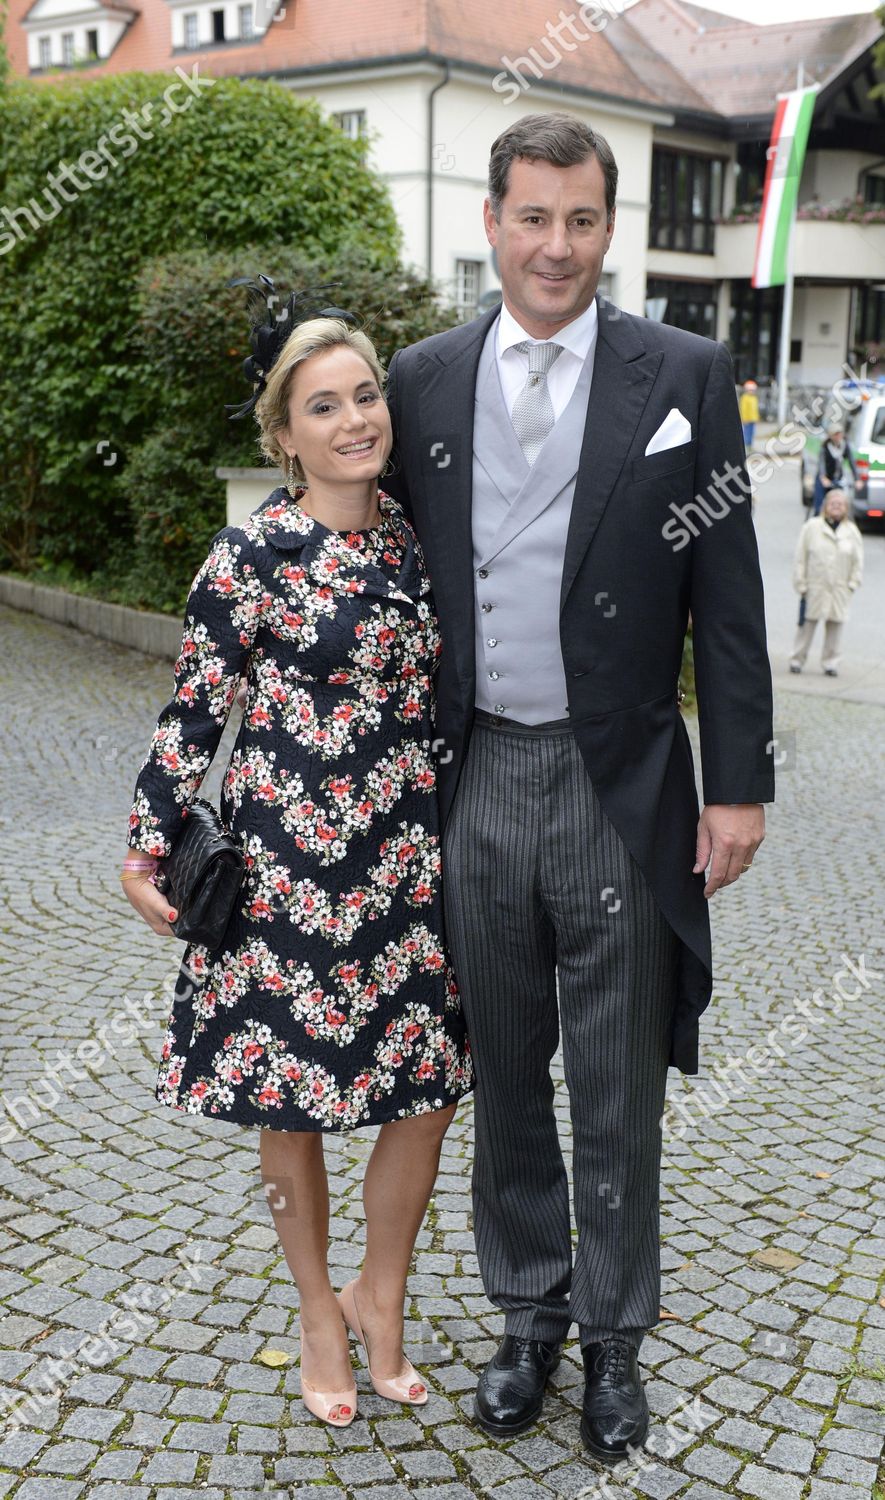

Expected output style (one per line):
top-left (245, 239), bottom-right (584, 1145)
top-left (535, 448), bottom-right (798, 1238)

top-left (790, 488), bottom-right (863, 676)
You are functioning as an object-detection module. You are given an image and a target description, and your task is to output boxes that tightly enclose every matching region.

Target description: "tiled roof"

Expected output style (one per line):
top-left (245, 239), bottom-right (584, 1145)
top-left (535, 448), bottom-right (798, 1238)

top-left (624, 0), bottom-right (884, 117)
top-left (6, 0), bottom-right (883, 131)
top-left (0, 0), bottom-right (719, 108)
top-left (6, 0), bottom-right (429, 83)
top-left (600, 6), bottom-right (719, 115)
top-left (424, 0), bottom-right (661, 106)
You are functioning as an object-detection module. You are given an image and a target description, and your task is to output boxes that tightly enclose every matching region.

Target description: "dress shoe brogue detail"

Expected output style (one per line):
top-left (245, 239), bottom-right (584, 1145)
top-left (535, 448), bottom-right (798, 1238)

top-left (580, 1336), bottom-right (649, 1462)
top-left (474, 1334), bottom-right (562, 1436)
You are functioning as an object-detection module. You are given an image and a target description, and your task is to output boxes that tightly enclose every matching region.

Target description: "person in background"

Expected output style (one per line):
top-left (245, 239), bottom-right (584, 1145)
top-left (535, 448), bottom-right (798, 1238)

top-left (790, 487), bottom-right (863, 677)
top-left (739, 378), bottom-right (760, 450)
top-left (812, 420), bottom-right (857, 516)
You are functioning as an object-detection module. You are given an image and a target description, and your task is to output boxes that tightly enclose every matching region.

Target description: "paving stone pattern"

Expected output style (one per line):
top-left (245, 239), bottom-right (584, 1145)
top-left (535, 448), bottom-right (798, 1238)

top-left (0, 603), bottom-right (883, 1500)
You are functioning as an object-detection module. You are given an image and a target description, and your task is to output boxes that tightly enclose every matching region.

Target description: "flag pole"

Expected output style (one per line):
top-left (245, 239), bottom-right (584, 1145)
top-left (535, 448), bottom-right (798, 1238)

top-left (775, 60), bottom-right (804, 428)
top-left (775, 217), bottom-right (795, 428)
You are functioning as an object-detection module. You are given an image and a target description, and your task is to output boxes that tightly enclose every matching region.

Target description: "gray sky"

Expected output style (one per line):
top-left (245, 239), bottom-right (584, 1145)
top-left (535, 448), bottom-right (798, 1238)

top-left (680, 0), bottom-right (880, 20)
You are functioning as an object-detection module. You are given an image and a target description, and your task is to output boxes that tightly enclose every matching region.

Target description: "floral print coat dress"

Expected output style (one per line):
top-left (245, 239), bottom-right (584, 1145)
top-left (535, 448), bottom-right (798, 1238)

top-left (127, 486), bottom-right (474, 1132)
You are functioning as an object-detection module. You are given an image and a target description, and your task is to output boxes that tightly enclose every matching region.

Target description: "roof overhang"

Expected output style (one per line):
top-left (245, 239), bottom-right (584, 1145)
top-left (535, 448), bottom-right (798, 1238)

top-left (247, 50), bottom-right (677, 127)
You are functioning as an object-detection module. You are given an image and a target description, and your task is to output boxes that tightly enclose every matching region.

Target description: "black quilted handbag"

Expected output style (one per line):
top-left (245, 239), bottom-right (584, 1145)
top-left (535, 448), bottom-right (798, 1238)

top-left (153, 799), bottom-right (245, 947)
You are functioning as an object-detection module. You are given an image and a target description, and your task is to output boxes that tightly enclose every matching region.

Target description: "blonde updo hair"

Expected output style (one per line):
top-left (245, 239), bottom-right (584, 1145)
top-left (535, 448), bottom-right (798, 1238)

top-left (254, 317), bottom-right (386, 481)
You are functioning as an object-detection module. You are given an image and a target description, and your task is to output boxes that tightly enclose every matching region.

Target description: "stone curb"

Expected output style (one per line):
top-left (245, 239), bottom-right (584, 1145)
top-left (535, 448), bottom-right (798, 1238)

top-left (0, 574), bottom-right (181, 661)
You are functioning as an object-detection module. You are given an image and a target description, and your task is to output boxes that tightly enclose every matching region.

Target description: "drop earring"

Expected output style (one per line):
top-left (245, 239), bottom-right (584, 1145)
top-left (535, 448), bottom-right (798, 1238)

top-left (380, 448), bottom-right (400, 481)
top-left (285, 456), bottom-right (302, 499)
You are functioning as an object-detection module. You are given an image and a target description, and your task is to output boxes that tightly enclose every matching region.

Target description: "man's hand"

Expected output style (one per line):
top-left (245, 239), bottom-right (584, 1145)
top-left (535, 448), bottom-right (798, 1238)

top-left (694, 804), bottom-right (765, 899)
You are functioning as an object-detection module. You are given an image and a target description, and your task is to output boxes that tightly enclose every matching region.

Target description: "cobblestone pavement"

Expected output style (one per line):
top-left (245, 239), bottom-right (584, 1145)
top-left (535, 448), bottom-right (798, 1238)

top-left (1, 599), bottom-right (883, 1500)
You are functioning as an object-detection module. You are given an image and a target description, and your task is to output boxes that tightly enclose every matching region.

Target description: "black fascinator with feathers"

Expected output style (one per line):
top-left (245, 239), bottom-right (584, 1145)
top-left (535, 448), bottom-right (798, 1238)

top-left (225, 273), bottom-right (357, 421)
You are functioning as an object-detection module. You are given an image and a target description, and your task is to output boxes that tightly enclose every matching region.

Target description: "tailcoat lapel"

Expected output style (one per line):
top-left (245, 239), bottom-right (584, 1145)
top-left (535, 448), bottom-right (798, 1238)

top-left (413, 307), bottom-right (499, 687)
top-left (414, 305), bottom-right (498, 559)
top-left (412, 297), bottom-right (665, 621)
top-left (559, 296), bottom-right (663, 608)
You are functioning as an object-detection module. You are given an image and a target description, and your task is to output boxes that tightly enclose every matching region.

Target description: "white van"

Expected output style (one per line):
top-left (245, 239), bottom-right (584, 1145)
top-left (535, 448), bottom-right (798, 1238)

top-left (845, 393), bottom-right (885, 526)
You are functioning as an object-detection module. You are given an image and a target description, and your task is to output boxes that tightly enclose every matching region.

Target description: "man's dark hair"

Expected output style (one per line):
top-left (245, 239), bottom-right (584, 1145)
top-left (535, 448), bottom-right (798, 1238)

top-left (487, 112), bottom-right (618, 223)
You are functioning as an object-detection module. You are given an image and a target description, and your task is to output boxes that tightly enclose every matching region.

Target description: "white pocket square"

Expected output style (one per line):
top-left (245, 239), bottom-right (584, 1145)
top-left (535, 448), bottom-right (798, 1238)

top-left (645, 407), bottom-right (692, 455)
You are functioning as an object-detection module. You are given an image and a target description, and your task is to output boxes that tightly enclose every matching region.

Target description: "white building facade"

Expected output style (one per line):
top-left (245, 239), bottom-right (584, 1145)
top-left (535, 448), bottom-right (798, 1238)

top-left (13, 0), bottom-right (885, 385)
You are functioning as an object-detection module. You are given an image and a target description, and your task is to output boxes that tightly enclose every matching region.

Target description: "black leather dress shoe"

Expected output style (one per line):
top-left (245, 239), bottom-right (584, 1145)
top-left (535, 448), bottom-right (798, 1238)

top-left (473, 1334), bottom-right (562, 1436)
top-left (580, 1337), bottom-right (649, 1461)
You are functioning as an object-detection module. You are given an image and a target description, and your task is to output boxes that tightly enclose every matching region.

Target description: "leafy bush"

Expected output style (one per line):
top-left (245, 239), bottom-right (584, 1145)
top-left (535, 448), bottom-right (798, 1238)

top-left (679, 625), bottom-right (695, 711)
top-left (115, 243), bottom-right (459, 609)
top-left (0, 71), bottom-right (457, 608)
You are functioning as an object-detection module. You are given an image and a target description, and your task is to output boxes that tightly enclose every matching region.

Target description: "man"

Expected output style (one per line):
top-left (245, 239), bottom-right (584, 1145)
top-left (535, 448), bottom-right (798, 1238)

top-left (384, 113), bottom-right (774, 1461)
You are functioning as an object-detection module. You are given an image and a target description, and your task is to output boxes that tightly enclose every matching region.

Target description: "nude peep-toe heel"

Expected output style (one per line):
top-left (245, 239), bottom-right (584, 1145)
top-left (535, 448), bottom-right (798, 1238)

top-left (299, 1330), bottom-right (357, 1427)
top-left (337, 1278), bottom-right (428, 1405)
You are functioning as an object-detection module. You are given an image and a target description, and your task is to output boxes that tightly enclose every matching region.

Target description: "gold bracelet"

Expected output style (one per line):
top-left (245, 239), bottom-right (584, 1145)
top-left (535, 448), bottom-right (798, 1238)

top-left (120, 870), bottom-right (152, 882)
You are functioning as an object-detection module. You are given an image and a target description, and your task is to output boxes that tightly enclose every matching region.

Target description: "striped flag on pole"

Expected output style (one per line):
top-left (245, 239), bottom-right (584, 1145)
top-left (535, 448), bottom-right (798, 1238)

top-left (751, 84), bottom-right (818, 289)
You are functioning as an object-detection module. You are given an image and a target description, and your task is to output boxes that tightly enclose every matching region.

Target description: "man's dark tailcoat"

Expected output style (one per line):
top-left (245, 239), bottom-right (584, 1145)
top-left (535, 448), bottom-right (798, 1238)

top-left (383, 293), bottom-right (775, 1074)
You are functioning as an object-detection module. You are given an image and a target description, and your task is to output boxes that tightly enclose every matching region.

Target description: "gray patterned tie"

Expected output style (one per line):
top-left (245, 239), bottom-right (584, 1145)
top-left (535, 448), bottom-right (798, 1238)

top-left (510, 340), bottom-right (564, 465)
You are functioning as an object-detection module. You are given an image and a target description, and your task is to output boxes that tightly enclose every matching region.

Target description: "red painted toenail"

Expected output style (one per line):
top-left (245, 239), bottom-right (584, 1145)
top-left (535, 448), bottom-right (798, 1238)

top-left (340, 1405), bottom-right (351, 1414)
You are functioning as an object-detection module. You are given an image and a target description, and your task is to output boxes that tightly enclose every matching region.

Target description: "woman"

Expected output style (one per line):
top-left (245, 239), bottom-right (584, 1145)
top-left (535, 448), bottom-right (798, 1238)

top-left (121, 293), bottom-right (474, 1428)
top-left (812, 420), bottom-right (856, 516)
top-left (790, 487), bottom-right (863, 676)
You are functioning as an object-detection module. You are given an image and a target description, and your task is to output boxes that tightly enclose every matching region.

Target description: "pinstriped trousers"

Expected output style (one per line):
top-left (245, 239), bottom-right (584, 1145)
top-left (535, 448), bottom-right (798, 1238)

top-left (442, 718), bottom-right (680, 1350)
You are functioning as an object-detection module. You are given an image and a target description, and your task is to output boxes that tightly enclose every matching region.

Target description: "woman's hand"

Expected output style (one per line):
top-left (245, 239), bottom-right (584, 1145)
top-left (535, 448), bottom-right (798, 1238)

top-left (121, 868), bottom-right (179, 936)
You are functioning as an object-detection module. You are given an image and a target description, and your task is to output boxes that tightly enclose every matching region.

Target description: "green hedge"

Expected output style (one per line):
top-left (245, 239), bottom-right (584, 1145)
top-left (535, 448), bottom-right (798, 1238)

top-left (0, 72), bottom-right (458, 609)
top-left (679, 624), bottom-right (695, 710)
top-left (118, 244), bottom-right (459, 611)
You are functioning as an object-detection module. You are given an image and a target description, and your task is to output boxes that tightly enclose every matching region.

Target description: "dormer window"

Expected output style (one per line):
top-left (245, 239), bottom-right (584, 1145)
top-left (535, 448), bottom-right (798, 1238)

top-left (166, 0), bottom-right (267, 48)
top-left (23, 0), bottom-right (134, 69)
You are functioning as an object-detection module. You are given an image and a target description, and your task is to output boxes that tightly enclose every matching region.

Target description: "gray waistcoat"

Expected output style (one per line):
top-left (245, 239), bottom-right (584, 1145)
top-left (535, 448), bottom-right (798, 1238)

top-left (472, 321), bottom-right (596, 723)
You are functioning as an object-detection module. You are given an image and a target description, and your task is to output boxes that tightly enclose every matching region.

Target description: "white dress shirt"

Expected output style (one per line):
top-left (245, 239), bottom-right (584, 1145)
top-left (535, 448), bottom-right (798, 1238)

top-left (495, 297), bottom-right (599, 422)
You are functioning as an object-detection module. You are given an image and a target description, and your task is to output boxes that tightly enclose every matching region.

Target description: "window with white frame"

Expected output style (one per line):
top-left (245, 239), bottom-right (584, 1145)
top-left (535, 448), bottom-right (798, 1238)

top-left (25, 9), bottom-right (116, 70)
top-left (238, 2), bottom-right (253, 36)
top-left (333, 110), bottom-right (366, 141)
top-left (183, 11), bottom-right (198, 45)
top-left (455, 259), bottom-right (482, 318)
